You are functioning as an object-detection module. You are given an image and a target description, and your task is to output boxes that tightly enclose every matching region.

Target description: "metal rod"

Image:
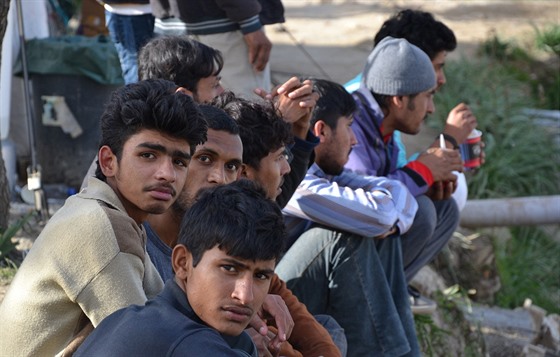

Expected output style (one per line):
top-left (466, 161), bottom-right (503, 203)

top-left (15, 0), bottom-right (38, 171)
top-left (460, 196), bottom-right (560, 228)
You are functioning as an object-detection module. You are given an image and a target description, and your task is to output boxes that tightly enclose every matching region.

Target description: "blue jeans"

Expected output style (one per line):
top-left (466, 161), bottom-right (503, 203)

top-left (276, 226), bottom-right (419, 357)
top-left (315, 314), bottom-right (348, 357)
top-left (105, 11), bottom-right (154, 84)
top-left (401, 196), bottom-right (460, 282)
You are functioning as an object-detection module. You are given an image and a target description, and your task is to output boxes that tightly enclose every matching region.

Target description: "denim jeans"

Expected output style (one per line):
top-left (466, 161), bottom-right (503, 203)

top-left (315, 314), bottom-right (348, 357)
top-left (401, 195), bottom-right (460, 282)
top-left (105, 11), bottom-right (154, 84)
top-left (276, 226), bottom-right (419, 357)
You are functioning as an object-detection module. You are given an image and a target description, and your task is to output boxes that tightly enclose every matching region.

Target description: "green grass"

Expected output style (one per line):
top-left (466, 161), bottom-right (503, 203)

top-left (0, 265), bottom-right (16, 283)
top-left (493, 227), bottom-right (560, 313)
top-left (432, 58), bottom-right (560, 199)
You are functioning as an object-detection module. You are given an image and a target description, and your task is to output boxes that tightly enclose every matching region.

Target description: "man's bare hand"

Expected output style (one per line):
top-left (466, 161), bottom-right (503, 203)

top-left (443, 102), bottom-right (477, 144)
top-left (426, 179), bottom-right (456, 201)
top-left (417, 147), bottom-right (463, 182)
top-left (255, 77), bottom-right (319, 139)
top-left (248, 294), bottom-right (293, 354)
top-left (244, 29), bottom-right (272, 72)
top-left (246, 328), bottom-right (276, 357)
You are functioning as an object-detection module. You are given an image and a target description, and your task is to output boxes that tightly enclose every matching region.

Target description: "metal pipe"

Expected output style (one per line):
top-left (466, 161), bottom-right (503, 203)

top-left (460, 196), bottom-right (560, 228)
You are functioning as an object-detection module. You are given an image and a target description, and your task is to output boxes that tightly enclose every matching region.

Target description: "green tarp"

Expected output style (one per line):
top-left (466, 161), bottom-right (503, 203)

top-left (14, 35), bottom-right (124, 86)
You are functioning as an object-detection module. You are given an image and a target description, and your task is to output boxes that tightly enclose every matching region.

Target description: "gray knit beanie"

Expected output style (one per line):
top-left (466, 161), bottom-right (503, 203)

top-left (362, 36), bottom-right (436, 96)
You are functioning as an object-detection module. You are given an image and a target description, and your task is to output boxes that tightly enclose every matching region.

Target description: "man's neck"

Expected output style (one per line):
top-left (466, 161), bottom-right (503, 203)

top-left (146, 209), bottom-right (184, 247)
top-left (380, 114), bottom-right (395, 138)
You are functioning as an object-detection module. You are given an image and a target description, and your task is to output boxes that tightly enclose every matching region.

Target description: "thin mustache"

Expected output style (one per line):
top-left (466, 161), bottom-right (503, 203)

top-left (223, 305), bottom-right (254, 316)
top-left (144, 183), bottom-right (176, 197)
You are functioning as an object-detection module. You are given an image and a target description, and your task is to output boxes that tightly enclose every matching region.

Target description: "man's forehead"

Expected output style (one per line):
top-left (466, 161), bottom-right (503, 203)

top-left (195, 129), bottom-right (242, 155)
top-left (204, 246), bottom-right (276, 270)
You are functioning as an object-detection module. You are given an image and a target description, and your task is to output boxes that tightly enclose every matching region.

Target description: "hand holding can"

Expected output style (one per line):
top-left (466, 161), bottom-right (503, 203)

top-left (459, 129), bottom-right (482, 170)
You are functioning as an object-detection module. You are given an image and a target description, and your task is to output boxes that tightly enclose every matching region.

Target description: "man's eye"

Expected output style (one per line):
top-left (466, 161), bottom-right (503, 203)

top-left (221, 265), bottom-right (236, 273)
top-left (225, 163), bottom-right (240, 172)
top-left (197, 155), bottom-right (211, 163)
top-left (174, 158), bottom-right (188, 167)
top-left (140, 152), bottom-right (155, 159)
top-left (283, 149), bottom-right (294, 164)
top-left (255, 272), bottom-right (270, 281)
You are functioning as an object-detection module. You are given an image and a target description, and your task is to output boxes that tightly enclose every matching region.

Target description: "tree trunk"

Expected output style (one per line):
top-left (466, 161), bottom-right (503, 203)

top-left (0, 0), bottom-right (11, 230)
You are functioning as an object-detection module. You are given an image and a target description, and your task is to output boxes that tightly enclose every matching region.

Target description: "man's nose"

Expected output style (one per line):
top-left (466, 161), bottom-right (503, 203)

top-left (232, 276), bottom-right (254, 305)
top-left (208, 166), bottom-right (226, 184)
top-left (156, 158), bottom-right (176, 181)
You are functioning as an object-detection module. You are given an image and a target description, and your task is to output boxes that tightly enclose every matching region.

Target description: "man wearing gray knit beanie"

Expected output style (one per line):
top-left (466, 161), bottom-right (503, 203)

top-left (346, 36), bottom-right (464, 315)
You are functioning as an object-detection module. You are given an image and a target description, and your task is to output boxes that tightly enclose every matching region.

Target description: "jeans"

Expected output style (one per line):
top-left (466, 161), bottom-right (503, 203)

top-left (105, 11), bottom-right (154, 84)
top-left (276, 226), bottom-right (419, 357)
top-left (315, 314), bottom-right (347, 357)
top-left (401, 196), bottom-right (460, 282)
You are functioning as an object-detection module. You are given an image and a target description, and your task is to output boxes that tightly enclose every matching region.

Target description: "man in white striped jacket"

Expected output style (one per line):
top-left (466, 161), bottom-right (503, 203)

top-left (276, 79), bottom-right (420, 357)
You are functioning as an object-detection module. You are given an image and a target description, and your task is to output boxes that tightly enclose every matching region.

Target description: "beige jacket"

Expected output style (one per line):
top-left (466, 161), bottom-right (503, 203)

top-left (0, 177), bottom-right (163, 356)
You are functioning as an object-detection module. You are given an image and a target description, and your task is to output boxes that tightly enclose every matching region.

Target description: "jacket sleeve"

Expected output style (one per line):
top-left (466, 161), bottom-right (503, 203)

top-left (76, 252), bottom-right (150, 327)
top-left (283, 168), bottom-right (418, 237)
top-left (269, 275), bottom-right (341, 357)
top-left (277, 133), bottom-right (318, 208)
top-left (215, 0), bottom-right (262, 22)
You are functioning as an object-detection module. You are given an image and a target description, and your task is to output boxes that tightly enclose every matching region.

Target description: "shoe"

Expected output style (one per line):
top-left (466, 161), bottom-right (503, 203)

top-left (408, 286), bottom-right (437, 315)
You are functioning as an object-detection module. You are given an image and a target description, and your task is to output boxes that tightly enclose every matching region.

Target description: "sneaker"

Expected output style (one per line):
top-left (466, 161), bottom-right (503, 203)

top-left (409, 286), bottom-right (437, 315)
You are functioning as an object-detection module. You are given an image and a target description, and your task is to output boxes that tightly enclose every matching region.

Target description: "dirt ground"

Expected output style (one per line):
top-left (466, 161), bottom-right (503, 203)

top-left (1, 0), bottom-right (559, 301)
top-left (268, 0), bottom-right (559, 84)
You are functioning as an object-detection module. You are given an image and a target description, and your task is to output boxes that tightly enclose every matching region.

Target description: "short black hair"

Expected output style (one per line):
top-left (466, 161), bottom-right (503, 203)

top-left (311, 78), bottom-right (356, 130)
top-left (95, 79), bottom-right (208, 181)
top-left (211, 91), bottom-right (293, 170)
top-left (178, 179), bottom-right (286, 266)
top-left (373, 9), bottom-right (457, 60)
top-left (198, 104), bottom-right (239, 135)
top-left (138, 36), bottom-right (223, 93)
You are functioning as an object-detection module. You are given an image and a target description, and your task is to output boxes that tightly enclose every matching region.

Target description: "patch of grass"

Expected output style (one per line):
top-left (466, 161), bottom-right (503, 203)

top-left (535, 24), bottom-right (560, 57)
top-left (431, 32), bottom-right (560, 315)
top-left (433, 58), bottom-right (560, 199)
top-left (493, 227), bottom-right (560, 314)
top-left (0, 211), bottom-right (35, 264)
top-left (0, 265), bottom-right (17, 284)
top-left (415, 314), bottom-right (449, 357)
top-left (415, 285), bottom-right (486, 356)
top-left (477, 31), bottom-right (560, 110)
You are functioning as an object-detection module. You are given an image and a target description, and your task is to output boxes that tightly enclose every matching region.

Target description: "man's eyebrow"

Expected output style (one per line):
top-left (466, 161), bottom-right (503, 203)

top-left (138, 142), bottom-right (191, 160)
top-left (221, 257), bottom-right (274, 275)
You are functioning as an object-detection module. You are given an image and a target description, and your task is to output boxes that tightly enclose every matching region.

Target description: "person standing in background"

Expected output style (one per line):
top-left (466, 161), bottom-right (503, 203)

top-left (102, 0), bottom-right (154, 84)
top-left (173, 0), bottom-right (284, 99)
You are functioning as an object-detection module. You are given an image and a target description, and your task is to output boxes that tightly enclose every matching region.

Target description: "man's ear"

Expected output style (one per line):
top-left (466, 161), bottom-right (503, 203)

top-left (176, 86), bottom-right (194, 98)
top-left (240, 163), bottom-right (252, 179)
top-left (172, 244), bottom-right (192, 279)
top-left (391, 95), bottom-right (405, 109)
top-left (312, 120), bottom-right (330, 142)
top-left (98, 145), bottom-right (117, 178)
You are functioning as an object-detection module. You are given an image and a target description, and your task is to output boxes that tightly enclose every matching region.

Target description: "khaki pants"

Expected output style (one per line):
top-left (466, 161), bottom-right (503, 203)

top-left (194, 30), bottom-right (271, 100)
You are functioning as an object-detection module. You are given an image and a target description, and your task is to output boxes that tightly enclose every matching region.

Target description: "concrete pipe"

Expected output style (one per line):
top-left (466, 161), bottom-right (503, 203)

top-left (460, 196), bottom-right (560, 228)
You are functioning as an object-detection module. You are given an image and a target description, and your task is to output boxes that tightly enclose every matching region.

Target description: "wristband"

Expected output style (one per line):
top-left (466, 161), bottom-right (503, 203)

top-left (437, 133), bottom-right (459, 149)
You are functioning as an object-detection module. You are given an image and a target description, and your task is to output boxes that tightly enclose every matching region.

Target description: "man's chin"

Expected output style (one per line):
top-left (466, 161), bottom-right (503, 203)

top-left (145, 203), bottom-right (171, 215)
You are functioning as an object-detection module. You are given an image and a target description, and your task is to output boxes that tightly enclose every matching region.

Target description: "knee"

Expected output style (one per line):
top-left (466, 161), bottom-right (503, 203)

top-left (411, 195), bottom-right (437, 234)
top-left (314, 314), bottom-right (348, 356)
top-left (436, 198), bottom-right (461, 228)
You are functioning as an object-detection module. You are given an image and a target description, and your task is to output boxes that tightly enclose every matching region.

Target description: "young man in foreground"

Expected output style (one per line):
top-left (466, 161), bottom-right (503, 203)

top-left (0, 79), bottom-right (207, 356)
top-left (75, 180), bottom-right (285, 356)
top-left (147, 98), bottom-right (342, 356)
